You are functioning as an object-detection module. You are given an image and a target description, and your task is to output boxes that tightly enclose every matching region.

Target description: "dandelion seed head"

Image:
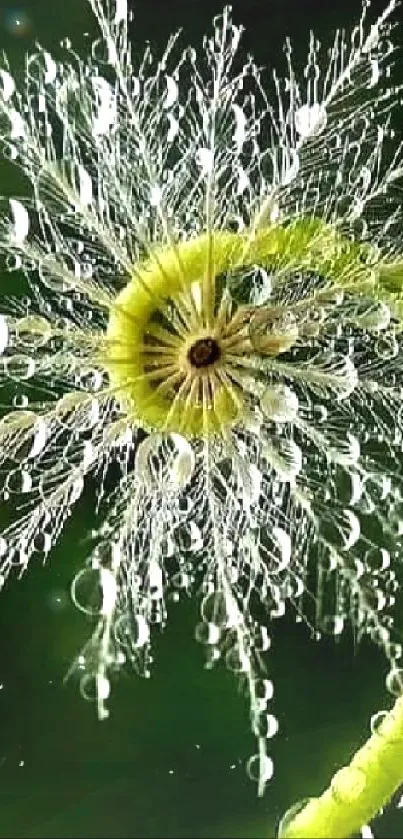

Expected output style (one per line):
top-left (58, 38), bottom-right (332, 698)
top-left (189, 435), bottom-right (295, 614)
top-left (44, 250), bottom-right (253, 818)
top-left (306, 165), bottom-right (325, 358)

top-left (0, 0), bottom-right (402, 797)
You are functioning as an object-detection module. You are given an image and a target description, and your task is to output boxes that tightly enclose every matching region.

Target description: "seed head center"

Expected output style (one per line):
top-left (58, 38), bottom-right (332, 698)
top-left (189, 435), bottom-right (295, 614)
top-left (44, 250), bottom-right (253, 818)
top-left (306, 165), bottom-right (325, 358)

top-left (187, 336), bottom-right (221, 369)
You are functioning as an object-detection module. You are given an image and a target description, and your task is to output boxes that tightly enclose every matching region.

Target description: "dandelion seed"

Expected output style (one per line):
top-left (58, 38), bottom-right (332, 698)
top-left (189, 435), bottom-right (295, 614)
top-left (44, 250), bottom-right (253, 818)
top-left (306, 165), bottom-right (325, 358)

top-left (0, 0), bottom-right (402, 800)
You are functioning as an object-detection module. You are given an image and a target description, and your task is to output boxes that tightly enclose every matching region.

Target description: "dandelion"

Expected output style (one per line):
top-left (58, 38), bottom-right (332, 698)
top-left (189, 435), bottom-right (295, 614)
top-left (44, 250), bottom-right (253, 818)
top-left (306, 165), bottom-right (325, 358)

top-left (0, 0), bottom-right (402, 812)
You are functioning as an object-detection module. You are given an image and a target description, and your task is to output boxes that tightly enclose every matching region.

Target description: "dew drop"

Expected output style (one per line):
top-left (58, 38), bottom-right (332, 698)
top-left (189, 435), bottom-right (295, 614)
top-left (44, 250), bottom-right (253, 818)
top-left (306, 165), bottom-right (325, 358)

top-left (251, 625), bottom-right (271, 651)
top-left (252, 711), bottom-right (279, 738)
top-left (38, 262), bottom-right (72, 293)
top-left (364, 546), bottom-right (390, 572)
top-left (71, 567), bottom-right (103, 616)
top-left (5, 467), bottom-right (32, 494)
top-left (33, 530), bottom-right (52, 554)
top-left (149, 560), bottom-right (163, 600)
top-left (135, 433), bottom-right (195, 491)
top-left (385, 667), bottom-right (403, 697)
top-left (15, 315), bottom-right (51, 348)
top-left (375, 333), bottom-right (398, 359)
top-left (250, 310), bottom-right (298, 355)
top-left (225, 646), bottom-right (250, 673)
top-left (196, 147), bottom-right (214, 174)
top-left (329, 433), bottom-right (360, 466)
top-left (114, 614), bottom-right (150, 649)
top-left (195, 621), bottom-right (221, 645)
top-left (55, 392), bottom-right (99, 431)
top-left (80, 673), bottom-right (110, 703)
top-left (260, 384), bottom-right (299, 423)
top-left (295, 102), bottom-right (327, 138)
top-left (246, 753), bottom-right (274, 784)
top-left (272, 527), bottom-right (292, 570)
top-left (321, 615), bottom-right (345, 636)
top-left (253, 678), bottom-right (274, 702)
top-left (354, 300), bottom-right (391, 332)
top-left (319, 509), bottom-right (360, 550)
top-left (277, 799), bottom-right (314, 838)
top-left (370, 709), bottom-right (388, 735)
top-left (0, 411), bottom-right (47, 461)
top-left (4, 355), bottom-right (35, 381)
top-left (201, 591), bottom-right (234, 627)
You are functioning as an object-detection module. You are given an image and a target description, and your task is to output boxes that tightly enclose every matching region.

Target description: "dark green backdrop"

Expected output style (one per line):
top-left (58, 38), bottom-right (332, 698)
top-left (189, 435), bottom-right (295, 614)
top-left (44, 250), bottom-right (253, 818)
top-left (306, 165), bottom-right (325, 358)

top-left (0, 1), bottom-right (402, 837)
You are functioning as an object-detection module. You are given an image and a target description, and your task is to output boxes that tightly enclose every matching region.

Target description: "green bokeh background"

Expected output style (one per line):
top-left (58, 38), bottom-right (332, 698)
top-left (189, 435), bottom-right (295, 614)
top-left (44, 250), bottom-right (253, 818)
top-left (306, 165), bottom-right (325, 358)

top-left (0, 1), bottom-right (402, 837)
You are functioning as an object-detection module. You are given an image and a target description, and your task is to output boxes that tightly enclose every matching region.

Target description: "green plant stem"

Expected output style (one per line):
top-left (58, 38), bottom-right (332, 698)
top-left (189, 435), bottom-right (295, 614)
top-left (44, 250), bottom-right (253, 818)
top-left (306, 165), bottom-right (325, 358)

top-left (278, 695), bottom-right (403, 839)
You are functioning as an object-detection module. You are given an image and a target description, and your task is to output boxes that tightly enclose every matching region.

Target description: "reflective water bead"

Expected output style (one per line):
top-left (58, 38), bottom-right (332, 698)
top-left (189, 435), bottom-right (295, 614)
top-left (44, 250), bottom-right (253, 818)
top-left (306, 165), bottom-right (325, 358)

top-left (294, 103), bottom-right (327, 138)
top-left (3, 354), bottom-right (35, 380)
top-left (260, 384), bottom-right (299, 423)
top-left (246, 753), bottom-right (274, 784)
top-left (252, 711), bottom-right (279, 738)
top-left (15, 315), bottom-right (52, 348)
top-left (135, 432), bottom-right (195, 491)
top-left (194, 621), bottom-right (221, 645)
top-left (385, 667), bottom-right (403, 697)
top-left (71, 567), bottom-right (104, 616)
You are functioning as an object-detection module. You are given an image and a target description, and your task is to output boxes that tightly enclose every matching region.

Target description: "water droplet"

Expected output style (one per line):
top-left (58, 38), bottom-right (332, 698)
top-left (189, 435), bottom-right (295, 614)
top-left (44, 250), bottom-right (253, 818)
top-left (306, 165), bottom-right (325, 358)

top-left (38, 261), bottom-right (72, 293)
top-left (295, 103), bottom-right (327, 138)
top-left (195, 621), bottom-right (221, 645)
top-left (354, 300), bottom-right (391, 332)
top-left (4, 354), bottom-right (35, 380)
top-left (329, 433), bottom-right (360, 466)
top-left (277, 799), bottom-right (314, 838)
top-left (135, 433), bottom-right (195, 491)
top-left (246, 752), bottom-right (274, 784)
top-left (370, 709), bottom-right (388, 735)
top-left (272, 527), bottom-right (292, 570)
top-left (149, 560), bottom-right (163, 600)
top-left (321, 615), bottom-right (345, 636)
top-left (250, 310), bottom-right (298, 355)
top-left (364, 546), bottom-right (390, 572)
top-left (201, 591), bottom-right (235, 627)
top-left (15, 315), bottom-right (51, 348)
top-left (114, 614), bottom-right (150, 649)
top-left (253, 678), bottom-right (274, 702)
top-left (196, 147), bottom-right (214, 174)
top-left (375, 333), bottom-right (398, 359)
top-left (260, 384), bottom-right (299, 423)
top-left (55, 392), bottom-right (99, 431)
top-left (80, 673), bottom-right (110, 703)
top-left (251, 625), bottom-right (271, 651)
top-left (252, 711), bottom-right (279, 738)
top-left (71, 567), bottom-right (104, 616)
top-left (385, 667), bottom-right (403, 697)
top-left (225, 646), bottom-right (250, 673)
top-left (0, 410), bottom-right (47, 460)
top-left (319, 509), bottom-right (360, 550)
top-left (5, 467), bottom-right (32, 494)
top-left (33, 530), bottom-right (52, 554)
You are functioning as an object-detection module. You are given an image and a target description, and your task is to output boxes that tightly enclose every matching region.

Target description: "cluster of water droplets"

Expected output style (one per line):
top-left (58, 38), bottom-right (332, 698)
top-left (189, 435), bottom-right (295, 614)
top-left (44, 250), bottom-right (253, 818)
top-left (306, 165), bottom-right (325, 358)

top-left (0, 0), bottom-right (401, 805)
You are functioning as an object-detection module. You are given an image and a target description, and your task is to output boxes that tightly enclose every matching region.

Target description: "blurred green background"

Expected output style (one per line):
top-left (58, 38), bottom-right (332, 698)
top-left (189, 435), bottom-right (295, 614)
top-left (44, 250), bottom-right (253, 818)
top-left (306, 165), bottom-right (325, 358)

top-left (0, 0), bottom-right (402, 837)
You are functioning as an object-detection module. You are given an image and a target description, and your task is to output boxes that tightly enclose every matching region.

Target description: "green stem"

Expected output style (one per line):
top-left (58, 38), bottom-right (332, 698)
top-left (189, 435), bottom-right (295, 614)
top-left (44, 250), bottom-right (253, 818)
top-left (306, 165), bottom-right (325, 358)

top-left (278, 695), bottom-right (403, 839)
